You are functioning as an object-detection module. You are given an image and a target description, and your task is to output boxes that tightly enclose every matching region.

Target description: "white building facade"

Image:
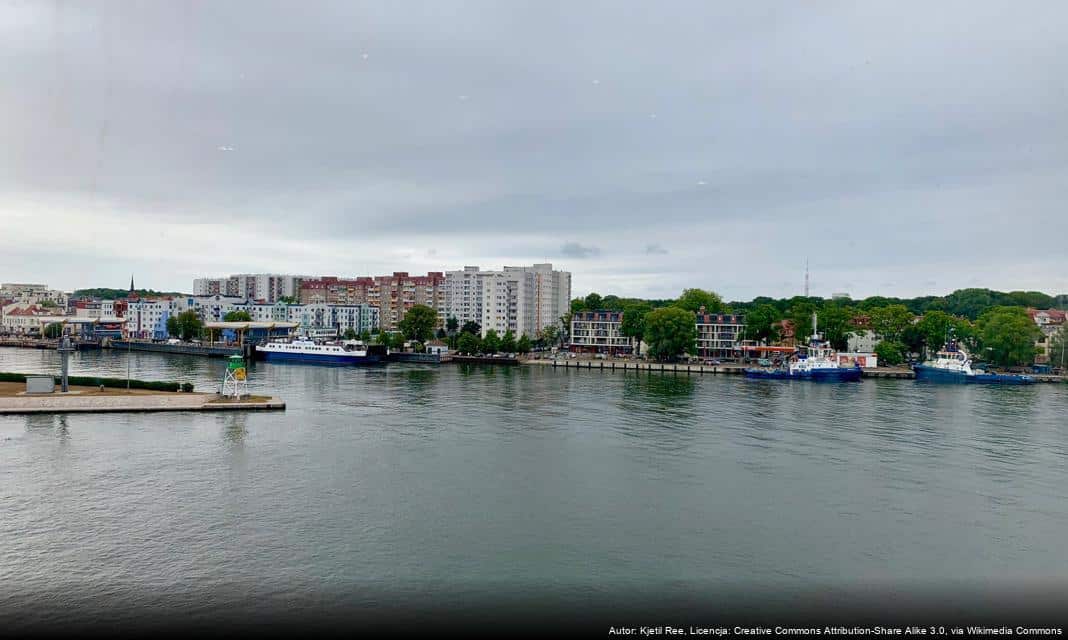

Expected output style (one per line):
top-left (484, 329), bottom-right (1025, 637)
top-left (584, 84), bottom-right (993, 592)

top-left (125, 295), bottom-right (379, 339)
top-left (444, 263), bottom-right (570, 339)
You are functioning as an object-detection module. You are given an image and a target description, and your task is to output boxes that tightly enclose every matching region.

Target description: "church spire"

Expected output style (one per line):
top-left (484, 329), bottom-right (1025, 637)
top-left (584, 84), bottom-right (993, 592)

top-left (130, 275), bottom-right (135, 294)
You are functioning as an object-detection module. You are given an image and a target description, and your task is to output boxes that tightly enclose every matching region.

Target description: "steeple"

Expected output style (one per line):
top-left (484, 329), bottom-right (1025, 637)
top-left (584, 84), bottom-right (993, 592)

top-left (129, 275), bottom-right (135, 294)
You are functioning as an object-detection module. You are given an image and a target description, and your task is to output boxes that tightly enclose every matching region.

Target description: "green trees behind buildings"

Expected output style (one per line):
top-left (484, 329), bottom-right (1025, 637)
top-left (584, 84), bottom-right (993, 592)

top-left (166, 310), bottom-right (203, 341)
top-left (644, 307), bottom-right (698, 361)
top-left (975, 306), bottom-right (1040, 367)
top-left (398, 304), bottom-right (438, 343)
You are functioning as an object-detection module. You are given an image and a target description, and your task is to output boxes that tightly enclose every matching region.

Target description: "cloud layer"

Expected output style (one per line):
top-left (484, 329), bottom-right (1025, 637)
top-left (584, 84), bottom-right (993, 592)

top-left (2, 1), bottom-right (1066, 299)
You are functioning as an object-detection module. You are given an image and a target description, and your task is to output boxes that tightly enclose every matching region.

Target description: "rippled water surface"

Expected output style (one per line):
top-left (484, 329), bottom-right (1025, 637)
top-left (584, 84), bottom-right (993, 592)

top-left (2, 348), bottom-right (1067, 625)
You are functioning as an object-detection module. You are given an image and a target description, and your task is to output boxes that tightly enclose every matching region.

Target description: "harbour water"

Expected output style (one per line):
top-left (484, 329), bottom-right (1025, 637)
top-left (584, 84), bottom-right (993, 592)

top-left (2, 348), bottom-right (1068, 628)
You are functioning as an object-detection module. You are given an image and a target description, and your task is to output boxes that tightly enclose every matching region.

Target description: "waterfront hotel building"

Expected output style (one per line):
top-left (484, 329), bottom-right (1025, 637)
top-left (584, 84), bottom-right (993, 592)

top-left (695, 309), bottom-right (746, 360)
top-left (569, 310), bottom-right (633, 355)
top-left (568, 307), bottom-right (746, 359)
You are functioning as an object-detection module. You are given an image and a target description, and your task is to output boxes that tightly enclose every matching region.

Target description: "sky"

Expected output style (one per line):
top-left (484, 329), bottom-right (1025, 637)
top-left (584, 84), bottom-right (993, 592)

top-left (2, 1), bottom-right (1066, 300)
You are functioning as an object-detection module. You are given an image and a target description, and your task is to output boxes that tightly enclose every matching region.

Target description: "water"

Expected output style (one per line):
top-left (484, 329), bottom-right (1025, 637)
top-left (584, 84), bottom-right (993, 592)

top-left (2, 348), bottom-right (1067, 628)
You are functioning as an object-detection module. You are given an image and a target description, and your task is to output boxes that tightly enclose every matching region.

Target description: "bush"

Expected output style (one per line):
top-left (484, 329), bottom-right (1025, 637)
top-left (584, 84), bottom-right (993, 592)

top-left (181, 382), bottom-right (194, 393)
top-left (0, 372), bottom-right (180, 392)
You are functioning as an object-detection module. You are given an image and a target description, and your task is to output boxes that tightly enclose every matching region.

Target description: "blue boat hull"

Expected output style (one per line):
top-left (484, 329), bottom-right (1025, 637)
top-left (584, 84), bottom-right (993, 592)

top-left (913, 365), bottom-right (1033, 385)
top-left (745, 367), bottom-right (862, 382)
top-left (259, 351), bottom-right (381, 366)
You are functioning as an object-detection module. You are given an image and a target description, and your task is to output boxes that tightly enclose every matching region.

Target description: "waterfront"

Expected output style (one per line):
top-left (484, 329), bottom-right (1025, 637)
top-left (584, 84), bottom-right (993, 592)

top-left (2, 348), bottom-right (1068, 628)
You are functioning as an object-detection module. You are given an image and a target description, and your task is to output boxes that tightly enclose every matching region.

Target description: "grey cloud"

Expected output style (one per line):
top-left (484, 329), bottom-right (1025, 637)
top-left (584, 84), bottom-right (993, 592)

top-left (645, 244), bottom-right (668, 255)
top-left (560, 242), bottom-right (601, 259)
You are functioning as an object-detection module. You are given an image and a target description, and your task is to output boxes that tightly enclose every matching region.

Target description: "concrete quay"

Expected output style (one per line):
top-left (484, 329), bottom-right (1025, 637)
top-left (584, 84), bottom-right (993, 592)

top-left (523, 358), bottom-right (1065, 383)
top-left (0, 390), bottom-right (285, 415)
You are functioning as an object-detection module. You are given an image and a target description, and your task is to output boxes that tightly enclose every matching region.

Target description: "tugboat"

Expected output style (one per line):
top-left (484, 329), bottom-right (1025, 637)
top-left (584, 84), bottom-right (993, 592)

top-left (256, 335), bottom-right (381, 365)
top-left (745, 313), bottom-right (862, 382)
top-left (913, 337), bottom-right (1033, 385)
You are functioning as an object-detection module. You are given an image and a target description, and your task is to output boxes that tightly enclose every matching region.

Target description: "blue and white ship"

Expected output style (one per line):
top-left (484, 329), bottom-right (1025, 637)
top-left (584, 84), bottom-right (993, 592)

top-left (913, 340), bottom-right (1033, 385)
top-left (745, 313), bottom-right (862, 382)
top-left (257, 336), bottom-right (381, 365)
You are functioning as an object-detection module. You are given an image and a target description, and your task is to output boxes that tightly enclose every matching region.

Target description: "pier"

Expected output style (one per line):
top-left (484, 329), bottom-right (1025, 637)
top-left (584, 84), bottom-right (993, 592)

top-left (108, 340), bottom-right (244, 358)
top-left (0, 382), bottom-right (284, 415)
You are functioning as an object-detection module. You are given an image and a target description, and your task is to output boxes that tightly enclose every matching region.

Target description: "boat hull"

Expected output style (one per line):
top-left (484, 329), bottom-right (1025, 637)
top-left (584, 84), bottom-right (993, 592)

top-left (259, 350), bottom-right (381, 366)
top-left (745, 367), bottom-right (862, 382)
top-left (913, 365), bottom-right (1033, 384)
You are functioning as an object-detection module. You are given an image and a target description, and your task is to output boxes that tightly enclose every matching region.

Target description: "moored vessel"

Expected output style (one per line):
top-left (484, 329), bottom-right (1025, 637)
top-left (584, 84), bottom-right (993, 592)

top-left (912, 340), bottom-right (1033, 385)
top-left (745, 313), bottom-right (861, 382)
top-left (257, 336), bottom-right (381, 365)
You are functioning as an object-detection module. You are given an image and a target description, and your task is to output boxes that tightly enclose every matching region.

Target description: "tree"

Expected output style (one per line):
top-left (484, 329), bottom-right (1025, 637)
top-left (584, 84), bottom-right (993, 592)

top-left (818, 304), bottom-right (856, 352)
top-left (343, 327), bottom-right (358, 340)
top-left (277, 295), bottom-right (298, 304)
top-left (538, 325), bottom-right (559, 348)
top-left (435, 328), bottom-right (447, 339)
top-left (644, 307), bottom-right (697, 361)
top-left (481, 329), bottom-right (501, 354)
top-left (43, 322), bottom-right (64, 339)
top-left (583, 293), bottom-right (603, 310)
top-left (600, 295), bottom-right (624, 311)
top-left (359, 329), bottom-right (371, 343)
top-left (457, 332), bottom-right (480, 354)
top-left (172, 310), bottom-right (203, 341)
top-left (39, 299), bottom-right (58, 309)
top-left (460, 320), bottom-right (481, 336)
top-left (868, 305), bottom-right (913, 343)
top-left (619, 301), bottom-right (652, 352)
top-left (874, 340), bottom-right (906, 366)
top-left (500, 329), bottom-right (517, 353)
top-left (914, 311), bottom-right (975, 357)
top-left (674, 288), bottom-right (725, 313)
top-left (398, 304), bottom-right (438, 342)
top-left (166, 315), bottom-right (180, 338)
top-left (743, 304), bottom-right (781, 344)
top-left (516, 334), bottom-right (532, 354)
top-left (223, 310), bottom-right (252, 322)
top-left (446, 317), bottom-right (459, 335)
top-left (975, 306), bottom-right (1040, 366)
top-left (786, 300), bottom-right (818, 342)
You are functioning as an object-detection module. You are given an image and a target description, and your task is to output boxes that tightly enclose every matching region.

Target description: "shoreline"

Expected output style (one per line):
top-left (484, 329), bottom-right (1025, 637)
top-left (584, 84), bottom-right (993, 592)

top-left (520, 357), bottom-right (1067, 383)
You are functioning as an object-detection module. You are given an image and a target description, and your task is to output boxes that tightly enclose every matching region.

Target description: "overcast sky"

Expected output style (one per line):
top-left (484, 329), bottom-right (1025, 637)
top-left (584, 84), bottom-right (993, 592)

top-left (2, 1), bottom-right (1066, 300)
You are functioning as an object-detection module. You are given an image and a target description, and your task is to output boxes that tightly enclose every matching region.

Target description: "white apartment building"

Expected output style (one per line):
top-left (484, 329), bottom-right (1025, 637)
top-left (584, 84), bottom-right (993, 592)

top-left (126, 295), bottom-right (378, 339)
top-left (444, 264), bottom-right (571, 338)
top-left (193, 274), bottom-right (313, 302)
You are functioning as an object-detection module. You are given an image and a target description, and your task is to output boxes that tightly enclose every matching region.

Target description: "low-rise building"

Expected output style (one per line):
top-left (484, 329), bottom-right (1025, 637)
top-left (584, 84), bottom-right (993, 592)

top-left (569, 310), bottom-right (633, 355)
top-left (1029, 308), bottom-right (1066, 364)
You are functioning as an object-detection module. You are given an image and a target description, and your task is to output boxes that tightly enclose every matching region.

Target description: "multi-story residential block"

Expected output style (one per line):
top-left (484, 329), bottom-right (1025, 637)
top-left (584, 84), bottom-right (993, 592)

top-left (298, 272), bottom-right (445, 330)
top-left (695, 309), bottom-right (745, 359)
top-left (444, 263), bottom-right (571, 338)
top-left (0, 283), bottom-right (69, 308)
top-left (193, 274), bottom-right (313, 302)
top-left (847, 330), bottom-right (879, 353)
top-left (299, 277), bottom-right (376, 305)
top-left (372, 272), bottom-right (445, 331)
top-left (569, 310), bottom-right (633, 355)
